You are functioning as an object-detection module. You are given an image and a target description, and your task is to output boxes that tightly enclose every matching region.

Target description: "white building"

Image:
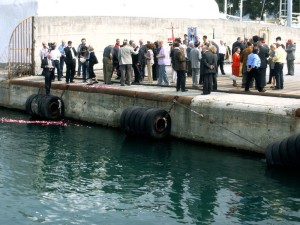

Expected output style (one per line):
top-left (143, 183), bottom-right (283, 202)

top-left (0, 0), bottom-right (220, 63)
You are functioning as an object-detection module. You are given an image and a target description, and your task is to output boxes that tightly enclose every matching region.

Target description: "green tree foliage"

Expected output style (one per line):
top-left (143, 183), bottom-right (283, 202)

top-left (216, 0), bottom-right (300, 19)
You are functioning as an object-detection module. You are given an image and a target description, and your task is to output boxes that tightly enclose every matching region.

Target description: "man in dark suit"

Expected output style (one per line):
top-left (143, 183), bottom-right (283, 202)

top-left (201, 46), bottom-right (217, 95)
top-left (64, 41), bottom-right (77, 84)
top-left (253, 36), bottom-right (269, 88)
top-left (232, 37), bottom-right (245, 53)
top-left (41, 54), bottom-right (55, 95)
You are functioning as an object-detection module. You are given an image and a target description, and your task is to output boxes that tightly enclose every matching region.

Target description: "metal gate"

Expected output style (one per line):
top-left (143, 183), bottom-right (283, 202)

top-left (8, 16), bottom-right (34, 79)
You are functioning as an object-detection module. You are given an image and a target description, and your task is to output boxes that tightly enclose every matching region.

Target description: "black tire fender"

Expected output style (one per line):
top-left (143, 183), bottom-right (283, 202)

top-left (144, 108), bottom-right (172, 139)
top-left (265, 143), bottom-right (274, 166)
top-left (25, 94), bottom-right (39, 115)
top-left (271, 142), bottom-right (282, 166)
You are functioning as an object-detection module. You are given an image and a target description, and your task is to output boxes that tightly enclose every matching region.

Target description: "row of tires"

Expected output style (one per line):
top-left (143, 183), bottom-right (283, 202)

top-left (266, 134), bottom-right (300, 168)
top-left (120, 106), bottom-right (171, 139)
top-left (25, 94), bottom-right (65, 120)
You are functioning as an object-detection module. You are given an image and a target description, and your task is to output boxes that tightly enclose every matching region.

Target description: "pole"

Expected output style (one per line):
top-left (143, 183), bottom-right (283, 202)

top-left (240, 0), bottom-right (243, 21)
top-left (287, 0), bottom-right (293, 27)
top-left (224, 0), bottom-right (227, 15)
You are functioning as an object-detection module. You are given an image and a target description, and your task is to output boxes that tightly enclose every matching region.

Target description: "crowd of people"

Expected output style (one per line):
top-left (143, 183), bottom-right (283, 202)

top-left (39, 34), bottom-right (296, 95)
top-left (230, 35), bottom-right (296, 93)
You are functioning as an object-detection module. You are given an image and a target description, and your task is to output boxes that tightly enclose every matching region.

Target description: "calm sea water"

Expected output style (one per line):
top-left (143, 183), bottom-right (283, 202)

top-left (0, 107), bottom-right (299, 225)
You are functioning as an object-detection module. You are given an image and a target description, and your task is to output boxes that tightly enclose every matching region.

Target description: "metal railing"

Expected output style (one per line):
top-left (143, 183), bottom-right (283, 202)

top-left (8, 16), bottom-right (34, 79)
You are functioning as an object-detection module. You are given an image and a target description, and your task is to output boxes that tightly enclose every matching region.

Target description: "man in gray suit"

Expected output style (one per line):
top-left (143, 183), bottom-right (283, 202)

top-left (189, 41), bottom-right (201, 87)
top-left (118, 39), bottom-right (139, 86)
top-left (286, 39), bottom-right (296, 75)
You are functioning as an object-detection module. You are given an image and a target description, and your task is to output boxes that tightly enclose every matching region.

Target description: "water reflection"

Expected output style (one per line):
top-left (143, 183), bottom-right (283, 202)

top-left (0, 108), bottom-right (300, 224)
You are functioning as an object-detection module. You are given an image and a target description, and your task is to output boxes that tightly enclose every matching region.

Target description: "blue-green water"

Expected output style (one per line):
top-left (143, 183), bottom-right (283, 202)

top-left (0, 108), bottom-right (299, 225)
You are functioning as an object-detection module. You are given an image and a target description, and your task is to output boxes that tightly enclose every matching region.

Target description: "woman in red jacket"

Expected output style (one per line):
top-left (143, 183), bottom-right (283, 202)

top-left (231, 47), bottom-right (241, 87)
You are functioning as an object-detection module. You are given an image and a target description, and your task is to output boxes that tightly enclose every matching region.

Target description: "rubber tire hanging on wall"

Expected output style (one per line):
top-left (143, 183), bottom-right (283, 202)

top-left (25, 94), bottom-right (64, 120)
top-left (120, 106), bottom-right (171, 139)
top-left (266, 134), bottom-right (300, 168)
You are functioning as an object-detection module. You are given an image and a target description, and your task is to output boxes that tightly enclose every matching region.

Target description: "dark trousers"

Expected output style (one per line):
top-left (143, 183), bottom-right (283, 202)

top-left (245, 68), bottom-right (263, 91)
top-left (259, 67), bottom-right (267, 87)
top-left (44, 70), bottom-right (53, 95)
top-left (268, 68), bottom-right (275, 83)
top-left (66, 60), bottom-right (76, 82)
top-left (53, 59), bottom-right (61, 80)
top-left (139, 63), bottom-right (146, 80)
top-left (187, 60), bottom-right (192, 76)
top-left (77, 59), bottom-right (82, 76)
top-left (274, 63), bottom-right (284, 89)
top-left (133, 63), bottom-right (141, 82)
top-left (212, 74), bottom-right (217, 90)
top-left (60, 57), bottom-right (65, 78)
top-left (200, 63), bottom-right (204, 84)
top-left (113, 62), bottom-right (121, 78)
top-left (176, 70), bottom-right (186, 91)
top-left (82, 62), bottom-right (89, 81)
top-left (218, 53), bottom-right (225, 74)
top-left (203, 73), bottom-right (213, 94)
top-left (89, 63), bottom-right (95, 78)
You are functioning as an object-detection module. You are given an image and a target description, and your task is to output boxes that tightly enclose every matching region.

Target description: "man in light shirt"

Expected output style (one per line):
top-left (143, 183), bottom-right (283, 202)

top-left (50, 42), bottom-right (62, 81)
top-left (156, 40), bottom-right (170, 86)
top-left (272, 41), bottom-right (287, 90)
top-left (39, 42), bottom-right (49, 61)
top-left (218, 40), bottom-right (226, 75)
top-left (58, 40), bottom-right (67, 79)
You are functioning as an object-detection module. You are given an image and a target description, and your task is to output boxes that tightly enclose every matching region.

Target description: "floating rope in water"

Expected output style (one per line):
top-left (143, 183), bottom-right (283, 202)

top-left (0, 118), bottom-right (67, 126)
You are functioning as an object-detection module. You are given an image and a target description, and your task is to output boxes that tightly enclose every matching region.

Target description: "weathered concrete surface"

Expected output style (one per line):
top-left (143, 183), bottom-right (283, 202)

top-left (1, 76), bottom-right (300, 154)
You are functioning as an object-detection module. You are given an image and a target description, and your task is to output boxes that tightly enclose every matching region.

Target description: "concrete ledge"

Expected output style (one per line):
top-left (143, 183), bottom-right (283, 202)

top-left (2, 80), bottom-right (300, 154)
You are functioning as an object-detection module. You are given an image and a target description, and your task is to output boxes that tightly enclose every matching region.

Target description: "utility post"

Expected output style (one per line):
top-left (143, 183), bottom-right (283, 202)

top-left (240, 0), bottom-right (243, 21)
top-left (224, 0), bottom-right (228, 15)
top-left (287, 0), bottom-right (293, 27)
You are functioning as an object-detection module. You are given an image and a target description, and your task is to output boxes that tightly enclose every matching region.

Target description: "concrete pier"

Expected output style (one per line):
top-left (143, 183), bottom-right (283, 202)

top-left (1, 64), bottom-right (300, 154)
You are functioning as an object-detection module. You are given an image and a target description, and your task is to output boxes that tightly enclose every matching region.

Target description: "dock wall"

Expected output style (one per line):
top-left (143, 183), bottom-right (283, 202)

top-left (1, 80), bottom-right (300, 154)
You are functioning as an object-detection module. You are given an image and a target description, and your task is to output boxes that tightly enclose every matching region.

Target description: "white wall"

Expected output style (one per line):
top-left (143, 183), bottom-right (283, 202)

top-left (0, 0), bottom-right (220, 63)
top-left (0, 0), bottom-right (37, 63)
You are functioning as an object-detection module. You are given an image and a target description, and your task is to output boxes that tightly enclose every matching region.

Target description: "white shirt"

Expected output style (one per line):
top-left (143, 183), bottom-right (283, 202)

top-left (219, 45), bottom-right (227, 54)
top-left (70, 47), bottom-right (76, 59)
top-left (50, 49), bottom-right (61, 60)
top-left (40, 47), bottom-right (49, 59)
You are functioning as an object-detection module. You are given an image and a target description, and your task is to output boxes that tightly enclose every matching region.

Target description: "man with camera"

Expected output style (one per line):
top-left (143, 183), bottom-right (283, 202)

top-left (49, 42), bottom-right (62, 81)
